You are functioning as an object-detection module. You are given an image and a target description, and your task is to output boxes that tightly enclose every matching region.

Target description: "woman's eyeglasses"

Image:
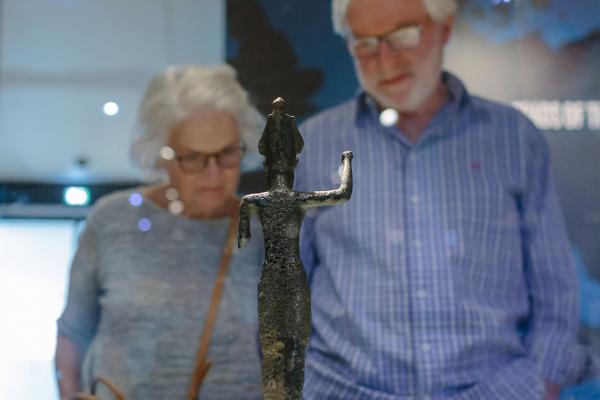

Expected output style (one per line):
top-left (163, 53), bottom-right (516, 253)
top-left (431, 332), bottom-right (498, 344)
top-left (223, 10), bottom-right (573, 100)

top-left (170, 142), bottom-right (246, 173)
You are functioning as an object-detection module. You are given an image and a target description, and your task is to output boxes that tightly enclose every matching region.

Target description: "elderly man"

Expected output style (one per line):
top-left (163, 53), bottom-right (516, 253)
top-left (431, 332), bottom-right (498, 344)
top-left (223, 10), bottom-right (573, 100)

top-left (294, 0), bottom-right (587, 398)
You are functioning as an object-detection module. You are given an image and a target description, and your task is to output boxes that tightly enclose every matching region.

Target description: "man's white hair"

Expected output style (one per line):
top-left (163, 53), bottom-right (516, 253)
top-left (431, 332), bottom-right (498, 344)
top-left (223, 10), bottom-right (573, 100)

top-left (131, 64), bottom-right (262, 179)
top-left (332, 0), bottom-right (458, 36)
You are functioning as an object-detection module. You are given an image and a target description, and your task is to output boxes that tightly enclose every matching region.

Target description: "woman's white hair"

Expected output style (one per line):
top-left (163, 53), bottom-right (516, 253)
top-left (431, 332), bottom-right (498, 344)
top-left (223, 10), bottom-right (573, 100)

top-left (332, 0), bottom-right (458, 36)
top-left (131, 64), bottom-right (263, 179)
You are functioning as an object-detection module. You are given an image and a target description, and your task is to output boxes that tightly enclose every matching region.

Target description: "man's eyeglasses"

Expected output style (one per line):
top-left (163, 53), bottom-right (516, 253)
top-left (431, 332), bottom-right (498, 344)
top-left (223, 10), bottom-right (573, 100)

top-left (347, 22), bottom-right (426, 58)
top-left (172, 142), bottom-right (246, 173)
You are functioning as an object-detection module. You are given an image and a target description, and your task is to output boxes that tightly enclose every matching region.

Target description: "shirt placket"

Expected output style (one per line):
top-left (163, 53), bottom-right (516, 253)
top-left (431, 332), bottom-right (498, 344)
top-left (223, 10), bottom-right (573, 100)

top-left (403, 145), bottom-right (436, 397)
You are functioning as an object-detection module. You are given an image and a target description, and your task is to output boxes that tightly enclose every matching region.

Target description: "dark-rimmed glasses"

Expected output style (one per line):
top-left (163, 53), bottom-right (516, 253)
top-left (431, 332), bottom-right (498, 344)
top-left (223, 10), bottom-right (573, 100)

top-left (174, 142), bottom-right (246, 173)
top-left (348, 21), bottom-right (427, 58)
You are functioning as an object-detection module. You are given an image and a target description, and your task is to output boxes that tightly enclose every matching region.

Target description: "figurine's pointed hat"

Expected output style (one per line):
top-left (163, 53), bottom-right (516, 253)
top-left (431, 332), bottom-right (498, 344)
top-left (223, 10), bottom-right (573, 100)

top-left (258, 97), bottom-right (304, 176)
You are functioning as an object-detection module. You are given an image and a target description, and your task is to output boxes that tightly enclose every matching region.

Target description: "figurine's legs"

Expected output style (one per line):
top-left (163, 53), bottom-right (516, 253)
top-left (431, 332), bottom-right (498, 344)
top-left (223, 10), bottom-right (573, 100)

top-left (260, 333), bottom-right (307, 400)
top-left (258, 262), bottom-right (311, 400)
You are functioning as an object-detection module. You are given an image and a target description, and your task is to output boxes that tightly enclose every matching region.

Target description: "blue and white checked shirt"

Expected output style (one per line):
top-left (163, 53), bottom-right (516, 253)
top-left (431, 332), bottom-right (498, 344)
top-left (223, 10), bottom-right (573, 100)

top-left (295, 73), bottom-right (586, 399)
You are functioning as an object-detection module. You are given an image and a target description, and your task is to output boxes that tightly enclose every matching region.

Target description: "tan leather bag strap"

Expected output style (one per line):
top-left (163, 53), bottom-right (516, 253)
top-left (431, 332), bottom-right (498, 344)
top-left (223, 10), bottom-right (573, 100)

top-left (93, 377), bottom-right (126, 400)
top-left (185, 211), bottom-right (240, 400)
top-left (71, 376), bottom-right (126, 400)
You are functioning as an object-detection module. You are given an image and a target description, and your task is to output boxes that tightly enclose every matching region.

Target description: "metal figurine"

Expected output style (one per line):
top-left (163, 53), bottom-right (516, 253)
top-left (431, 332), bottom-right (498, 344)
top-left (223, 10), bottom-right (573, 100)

top-left (238, 97), bottom-right (353, 399)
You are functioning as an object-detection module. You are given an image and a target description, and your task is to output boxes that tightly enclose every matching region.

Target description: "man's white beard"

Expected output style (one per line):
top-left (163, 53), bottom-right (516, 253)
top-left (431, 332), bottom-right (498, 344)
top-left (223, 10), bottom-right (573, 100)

top-left (360, 47), bottom-right (445, 113)
top-left (395, 50), bottom-right (443, 112)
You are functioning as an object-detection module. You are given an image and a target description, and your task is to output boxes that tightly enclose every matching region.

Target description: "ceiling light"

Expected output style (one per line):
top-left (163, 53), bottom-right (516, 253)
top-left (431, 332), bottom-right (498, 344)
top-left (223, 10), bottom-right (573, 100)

top-left (103, 101), bottom-right (119, 116)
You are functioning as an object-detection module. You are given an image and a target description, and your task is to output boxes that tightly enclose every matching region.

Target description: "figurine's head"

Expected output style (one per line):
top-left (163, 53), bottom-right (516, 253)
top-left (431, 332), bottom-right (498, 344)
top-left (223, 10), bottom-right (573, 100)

top-left (258, 97), bottom-right (304, 188)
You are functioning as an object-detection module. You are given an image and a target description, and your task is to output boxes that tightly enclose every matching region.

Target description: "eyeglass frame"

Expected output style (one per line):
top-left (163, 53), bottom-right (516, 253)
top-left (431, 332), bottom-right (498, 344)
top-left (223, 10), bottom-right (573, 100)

top-left (346, 18), bottom-right (430, 58)
top-left (172, 141), bottom-right (247, 173)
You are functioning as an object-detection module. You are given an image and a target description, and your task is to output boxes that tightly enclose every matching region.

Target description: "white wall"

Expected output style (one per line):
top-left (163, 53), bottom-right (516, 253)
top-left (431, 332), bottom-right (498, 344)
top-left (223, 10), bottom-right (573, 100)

top-left (0, 219), bottom-right (80, 399)
top-left (0, 0), bottom-right (226, 183)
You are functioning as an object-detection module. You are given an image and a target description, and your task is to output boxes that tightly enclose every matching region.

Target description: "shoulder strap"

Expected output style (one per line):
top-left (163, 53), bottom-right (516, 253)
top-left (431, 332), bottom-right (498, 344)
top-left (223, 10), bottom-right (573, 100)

top-left (186, 211), bottom-right (240, 400)
top-left (71, 376), bottom-right (127, 400)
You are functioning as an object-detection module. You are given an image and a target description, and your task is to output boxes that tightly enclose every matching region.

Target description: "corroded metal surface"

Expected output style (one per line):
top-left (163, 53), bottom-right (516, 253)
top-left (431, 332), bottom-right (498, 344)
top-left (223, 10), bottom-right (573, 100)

top-left (238, 98), bottom-right (353, 399)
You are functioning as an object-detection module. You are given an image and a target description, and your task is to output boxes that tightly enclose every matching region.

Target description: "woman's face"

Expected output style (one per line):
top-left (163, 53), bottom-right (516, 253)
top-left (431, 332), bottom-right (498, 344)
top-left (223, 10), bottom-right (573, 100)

top-left (164, 108), bottom-right (242, 218)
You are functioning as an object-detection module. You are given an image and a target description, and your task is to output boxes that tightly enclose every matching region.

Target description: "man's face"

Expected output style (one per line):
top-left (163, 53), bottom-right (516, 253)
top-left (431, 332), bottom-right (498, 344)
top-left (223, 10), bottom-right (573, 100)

top-left (346, 0), bottom-right (453, 112)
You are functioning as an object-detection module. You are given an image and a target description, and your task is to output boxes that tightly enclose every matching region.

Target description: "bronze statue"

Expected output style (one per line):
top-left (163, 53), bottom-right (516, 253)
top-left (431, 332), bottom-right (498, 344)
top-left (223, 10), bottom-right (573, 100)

top-left (238, 97), bottom-right (353, 399)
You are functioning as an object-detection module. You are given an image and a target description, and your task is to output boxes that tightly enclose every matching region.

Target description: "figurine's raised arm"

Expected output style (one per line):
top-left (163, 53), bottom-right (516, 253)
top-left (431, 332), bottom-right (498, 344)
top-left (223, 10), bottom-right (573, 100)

top-left (238, 194), bottom-right (260, 248)
top-left (300, 151), bottom-right (353, 209)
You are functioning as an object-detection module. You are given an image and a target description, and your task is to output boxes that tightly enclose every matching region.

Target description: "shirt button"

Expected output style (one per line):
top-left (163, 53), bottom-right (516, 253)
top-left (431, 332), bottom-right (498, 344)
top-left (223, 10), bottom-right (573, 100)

top-left (414, 240), bottom-right (423, 248)
top-left (416, 290), bottom-right (427, 299)
top-left (410, 195), bottom-right (419, 203)
top-left (387, 229), bottom-right (404, 244)
top-left (421, 343), bottom-right (431, 352)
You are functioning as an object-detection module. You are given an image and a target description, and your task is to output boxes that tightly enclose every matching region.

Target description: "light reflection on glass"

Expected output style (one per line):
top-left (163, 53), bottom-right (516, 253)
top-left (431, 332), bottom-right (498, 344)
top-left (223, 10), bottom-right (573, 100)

top-left (138, 218), bottom-right (152, 232)
top-left (168, 200), bottom-right (184, 215)
top-left (160, 146), bottom-right (175, 161)
top-left (166, 188), bottom-right (179, 201)
top-left (379, 108), bottom-right (399, 127)
top-left (129, 192), bottom-right (143, 207)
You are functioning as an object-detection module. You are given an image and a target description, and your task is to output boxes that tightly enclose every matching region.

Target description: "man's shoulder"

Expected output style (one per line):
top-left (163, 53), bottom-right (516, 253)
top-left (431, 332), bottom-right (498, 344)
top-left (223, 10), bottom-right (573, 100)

top-left (465, 94), bottom-right (542, 140)
top-left (446, 72), bottom-right (527, 125)
top-left (468, 94), bottom-right (522, 119)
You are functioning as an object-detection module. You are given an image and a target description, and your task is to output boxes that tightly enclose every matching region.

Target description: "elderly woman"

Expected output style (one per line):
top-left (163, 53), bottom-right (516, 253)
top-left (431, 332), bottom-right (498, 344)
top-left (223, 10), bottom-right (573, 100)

top-left (55, 65), bottom-right (264, 400)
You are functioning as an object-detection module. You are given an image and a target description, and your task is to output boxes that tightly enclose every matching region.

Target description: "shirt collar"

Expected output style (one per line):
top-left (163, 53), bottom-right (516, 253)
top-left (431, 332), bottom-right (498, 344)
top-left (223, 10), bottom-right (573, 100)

top-left (355, 71), bottom-right (470, 129)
